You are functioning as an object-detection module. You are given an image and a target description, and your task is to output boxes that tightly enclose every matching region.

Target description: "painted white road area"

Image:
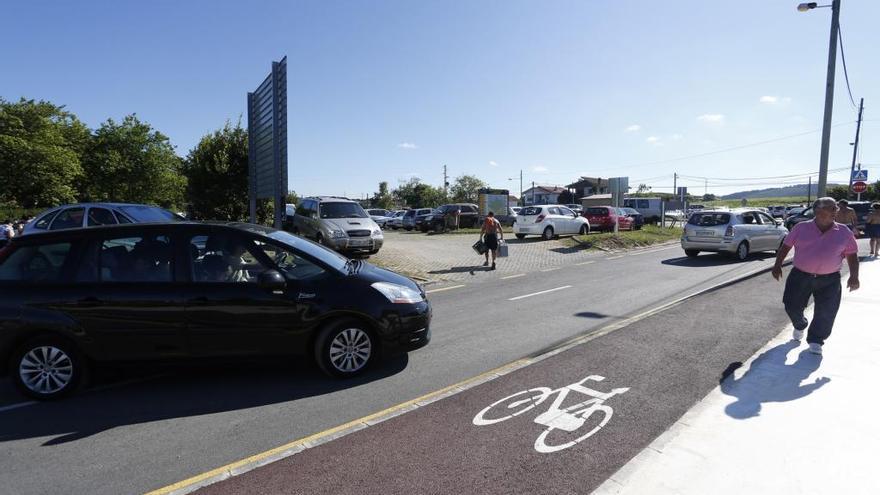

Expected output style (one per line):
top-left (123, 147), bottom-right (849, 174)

top-left (595, 259), bottom-right (880, 495)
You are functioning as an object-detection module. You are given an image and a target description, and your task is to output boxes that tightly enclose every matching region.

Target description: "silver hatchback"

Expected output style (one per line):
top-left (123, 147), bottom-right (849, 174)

top-left (681, 209), bottom-right (788, 260)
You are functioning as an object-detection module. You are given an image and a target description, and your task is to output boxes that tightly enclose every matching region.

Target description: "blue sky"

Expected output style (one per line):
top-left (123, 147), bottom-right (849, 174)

top-left (2, 0), bottom-right (878, 198)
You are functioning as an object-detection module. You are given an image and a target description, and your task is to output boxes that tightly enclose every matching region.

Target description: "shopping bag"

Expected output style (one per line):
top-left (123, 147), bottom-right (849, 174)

top-left (472, 239), bottom-right (488, 255)
top-left (497, 240), bottom-right (509, 258)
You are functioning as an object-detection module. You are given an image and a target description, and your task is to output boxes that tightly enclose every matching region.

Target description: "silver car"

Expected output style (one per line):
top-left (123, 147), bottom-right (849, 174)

top-left (681, 209), bottom-right (788, 260)
top-left (23, 203), bottom-right (183, 236)
top-left (292, 197), bottom-right (384, 255)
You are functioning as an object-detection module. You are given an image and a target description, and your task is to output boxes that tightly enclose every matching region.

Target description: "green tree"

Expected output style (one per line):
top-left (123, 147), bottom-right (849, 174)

top-left (450, 174), bottom-right (486, 204)
top-left (636, 183), bottom-right (652, 194)
top-left (372, 181), bottom-right (395, 209)
top-left (394, 177), bottom-right (444, 208)
top-left (182, 120), bottom-right (271, 222)
top-left (286, 191), bottom-right (299, 206)
top-left (826, 185), bottom-right (849, 201)
top-left (81, 114), bottom-right (186, 208)
top-left (0, 98), bottom-right (89, 208)
top-left (702, 193), bottom-right (717, 201)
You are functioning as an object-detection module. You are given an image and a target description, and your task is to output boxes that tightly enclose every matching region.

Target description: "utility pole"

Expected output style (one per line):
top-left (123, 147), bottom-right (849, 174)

top-left (520, 169), bottom-right (523, 207)
top-left (847, 97), bottom-right (864, 199)
top-left (807, 176), bottom-right (812, 204)
top-left (531, 181), bottom-right (536, 206)
top-left (443, 164), bottom-right (449, 200)
top-left (816, 0), bottom-right (841, 197)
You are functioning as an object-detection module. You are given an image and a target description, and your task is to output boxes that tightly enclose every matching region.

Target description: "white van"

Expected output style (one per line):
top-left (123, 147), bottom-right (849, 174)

top-left (623, 198), bottom-right (663, 223)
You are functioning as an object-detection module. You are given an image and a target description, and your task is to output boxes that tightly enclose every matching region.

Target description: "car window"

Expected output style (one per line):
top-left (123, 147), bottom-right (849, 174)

top-left (758, 213), bottom-right (776, 225)
top-left (99, 235), bottom-right (173, 282)
top-left (116, 205), bottom-right (181, 222)
top-left (87, 207), bottom-right (118, 226)
top-left (548, 207), bottom-right (561, 215)
top-left (586, 207), bottom-right (608, 216)
top-left (0, 242), bottom-right (73, 283)
top-left (637, 200), bottom-right (649, 209)
top-left (33, 210), bottom-right (61, 230)
top-left (559, 207), bottom-right (574, 216)
top-left (115, 211), bottom-right (132, 223)
top-left (688, 213), bottom-right (730, 226)
top-left (520, 207), bottom-right (542, 216)
top-left (802, 208), bottom-right (814, 218)
top-left (253, 240), bottom-right (326, 281)
top-left (190, 234), bottom-right (270, 283)
top-left (319, 202), bottom-right (368, 219)
top-left (49, 208), bottom-right (85, 230)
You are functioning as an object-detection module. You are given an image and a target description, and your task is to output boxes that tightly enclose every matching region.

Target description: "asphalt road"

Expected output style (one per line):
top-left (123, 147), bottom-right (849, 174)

top-left (0, 243), bottom-right (805, 495)
top-left (195, 260), bottom-right (795, 495)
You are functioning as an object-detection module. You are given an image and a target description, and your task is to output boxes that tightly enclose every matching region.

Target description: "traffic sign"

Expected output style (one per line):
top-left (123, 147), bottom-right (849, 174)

top-left (852, 169), bottom-right (868, 182)
top-left (852, 181), bottom-right (867, 194)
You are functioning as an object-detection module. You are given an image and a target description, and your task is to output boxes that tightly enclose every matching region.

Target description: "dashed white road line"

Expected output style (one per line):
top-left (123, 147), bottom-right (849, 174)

top-left (606, 255), bottom-right (624, 260)
top-left (628, 245), bottom-right (679, 256)
top-left (575, 260), bottom-right (596, 266)
top-left (500, 273), bottom-right (526, 280)
top-left (540, 267), bottom-right (560, 272)
top-left (425, 284), bottom-right (466, 294)
top-left (508, 285), bottom-right (573, 301)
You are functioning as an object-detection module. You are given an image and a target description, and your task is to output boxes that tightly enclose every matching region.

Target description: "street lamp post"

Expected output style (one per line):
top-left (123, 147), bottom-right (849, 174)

top-left (798, 0), bottom-right (841, 198)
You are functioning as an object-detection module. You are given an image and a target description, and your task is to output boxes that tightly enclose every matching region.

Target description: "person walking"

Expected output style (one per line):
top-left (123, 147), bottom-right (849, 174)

top-left (772, 197), bottom-right (860, 355)
top-left (480, 211), bottom-right (503, 270)
top-left (835, 199), bottom-right (858, 233)
top-left (865, 203), bottom-right (880, 257)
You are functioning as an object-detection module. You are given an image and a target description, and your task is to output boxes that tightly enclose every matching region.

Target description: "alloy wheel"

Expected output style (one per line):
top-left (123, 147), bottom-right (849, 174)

top-left (328, 328), bottom-right (372, 373)
top-left (19, 346), bottom-right (74, 395)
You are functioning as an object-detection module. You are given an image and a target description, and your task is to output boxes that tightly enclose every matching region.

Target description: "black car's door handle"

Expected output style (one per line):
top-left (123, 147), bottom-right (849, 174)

top-left (76, 297), bottom-right (103, 308)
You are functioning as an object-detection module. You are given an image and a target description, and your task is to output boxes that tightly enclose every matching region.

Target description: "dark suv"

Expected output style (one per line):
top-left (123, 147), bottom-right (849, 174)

top-left (785, 201), bottom-right (871, 234)
top-left (421, 204), bottom-right (480, 232)
top-left (0, 222), bottom-right (431, 399)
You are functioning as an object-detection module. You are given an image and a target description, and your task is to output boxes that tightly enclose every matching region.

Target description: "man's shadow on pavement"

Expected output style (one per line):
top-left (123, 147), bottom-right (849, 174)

top-left (719, 340), bottom-right (829, 420)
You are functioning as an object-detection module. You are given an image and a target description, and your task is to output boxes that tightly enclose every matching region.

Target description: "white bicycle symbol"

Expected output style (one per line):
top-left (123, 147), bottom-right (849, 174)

top-left (473, 375), bottom-right (629, 453)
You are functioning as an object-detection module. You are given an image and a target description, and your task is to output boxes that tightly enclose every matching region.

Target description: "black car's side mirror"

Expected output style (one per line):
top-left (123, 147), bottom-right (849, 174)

top-left (258, 269), bottom-right (287, 291)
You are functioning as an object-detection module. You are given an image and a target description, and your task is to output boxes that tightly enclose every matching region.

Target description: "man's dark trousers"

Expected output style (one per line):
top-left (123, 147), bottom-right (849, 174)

top-left (783, 267), bottom-right (842, 346)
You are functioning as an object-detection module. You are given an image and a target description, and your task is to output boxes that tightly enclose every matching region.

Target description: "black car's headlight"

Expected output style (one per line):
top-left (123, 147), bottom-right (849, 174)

top-left (372, 282), bottom-right (424, 304)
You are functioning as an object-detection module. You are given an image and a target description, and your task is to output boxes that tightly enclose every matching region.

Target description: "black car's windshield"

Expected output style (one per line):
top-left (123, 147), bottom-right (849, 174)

top-left (267, 230), bottom-right (348, 272)
top-left (320, 202), bottom-right (368, 219)
top-left (117, 205), bottom-right (183, 222)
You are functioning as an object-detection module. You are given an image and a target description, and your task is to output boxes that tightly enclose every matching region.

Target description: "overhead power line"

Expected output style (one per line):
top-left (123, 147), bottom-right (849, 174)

top-left (837, 24), bottom-right (858, 111)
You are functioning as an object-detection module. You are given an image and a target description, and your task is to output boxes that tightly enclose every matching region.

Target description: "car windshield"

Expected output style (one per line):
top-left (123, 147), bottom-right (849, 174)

top-left (320, 202), bottom-right (368, 219)
top-left (688, 213), bottom-right (731, 226)
top-left (586, 208), bottom-right (609, 216)
top-left (117, 205), bottom-right (183, 222)
top-left (267, 230), bottom-right (348, 272)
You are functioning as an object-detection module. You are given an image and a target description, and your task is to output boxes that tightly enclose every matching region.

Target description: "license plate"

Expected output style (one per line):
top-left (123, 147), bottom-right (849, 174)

top-left (696, 230), bottom-right (715, 237)
top-left (349, 239), bottom-right (370, 246)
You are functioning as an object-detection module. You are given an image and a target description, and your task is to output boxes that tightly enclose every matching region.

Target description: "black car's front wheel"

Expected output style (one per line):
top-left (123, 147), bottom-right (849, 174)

top-left (315, 319), bottom-right (375, 378)
top-left (10, 335), bottom-right (85, 400)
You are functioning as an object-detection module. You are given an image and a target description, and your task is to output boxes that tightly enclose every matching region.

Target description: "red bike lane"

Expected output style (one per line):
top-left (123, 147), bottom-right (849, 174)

top-left (195, 271), bottom-right (791, 495)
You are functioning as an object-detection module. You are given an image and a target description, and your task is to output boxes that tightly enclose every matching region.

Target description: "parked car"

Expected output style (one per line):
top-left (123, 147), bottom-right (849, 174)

top-left (292, 197), bottom-right (383, 255)
top-left (421, 204), bottom-right (480, 232)
top-left (513, 205), bottom-right (589, 240)
top-left (620, 207), bottom-right (644, 230)
top-left (768, 205), bottom-right (786, 218)
top-left (388, 210), bottom-right (406, 230)
top-left (402, 208), bottom-right (433, 231)
top-left (283, 204), bottom-right (297, 232)
top-left (0, 222), bottom-right (431, 400)
top-left (23, 203), bottom-right (184, 236)
top-left (584, 206), bottom-right (635, 232)
top-left (565, 204), bottom-right (584, 214)
top-left (681, 208), bottom-right (788, 260)
top-left (786, 201), bottom-right (871, 234)
top-left (784, 204), bottom-right (805, 218)
top-left (415, 209), bottom-right (439, 232)
top-left (366, 209), bottom-right (394, 229)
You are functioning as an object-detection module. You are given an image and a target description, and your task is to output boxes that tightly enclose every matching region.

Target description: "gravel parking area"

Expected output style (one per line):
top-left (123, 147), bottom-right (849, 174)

top-left (371, 230), bottom-right (668, 283)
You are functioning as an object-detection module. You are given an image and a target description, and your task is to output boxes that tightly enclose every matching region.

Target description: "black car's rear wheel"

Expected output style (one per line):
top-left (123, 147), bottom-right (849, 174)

top-left (685, 249), bottom-right (700, 258)
top-left (315, 319), bottom-right (375, 378)
top-left (10, 335), bottom-right (85, 400)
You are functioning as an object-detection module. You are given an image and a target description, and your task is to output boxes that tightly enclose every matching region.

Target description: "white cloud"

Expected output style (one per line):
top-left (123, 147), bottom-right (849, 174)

top-left (646, 136), bottom-right (660, 143)
top-left (397, 142), bottom-right (418, 149)
top-left (697, 114), bottom-right (725, 124)
top-left (532, 165), bottom-right (548, 173)
top-left (489, 160), bottom-right (499, 167)
top-left (625, 124), bottom-right (641, 132)
top-left (760, 96), bottom-right (793, 105)
top-left (671, 133), bottom-right (684, 140)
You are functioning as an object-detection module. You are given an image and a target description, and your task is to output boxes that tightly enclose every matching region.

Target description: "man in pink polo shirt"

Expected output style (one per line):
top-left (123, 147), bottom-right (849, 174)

top-left (772, 197), bottom-right (860, 355)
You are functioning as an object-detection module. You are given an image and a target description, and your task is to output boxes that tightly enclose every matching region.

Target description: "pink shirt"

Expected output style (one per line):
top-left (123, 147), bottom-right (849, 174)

top-left (784, 220), bottom-right (858, 275)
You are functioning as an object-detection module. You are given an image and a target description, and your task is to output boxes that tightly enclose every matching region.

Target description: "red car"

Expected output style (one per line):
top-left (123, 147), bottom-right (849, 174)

top-left (584, 206), bottom-right (635, 232)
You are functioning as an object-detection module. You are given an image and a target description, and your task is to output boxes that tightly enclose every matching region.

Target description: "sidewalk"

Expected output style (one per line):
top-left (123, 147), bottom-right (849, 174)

top-left (596, 256), bottom-right (880, 495)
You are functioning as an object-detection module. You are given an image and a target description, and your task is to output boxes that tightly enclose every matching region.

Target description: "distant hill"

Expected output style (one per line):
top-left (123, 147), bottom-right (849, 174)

top-left (720, 183), bottom-right (838, 200)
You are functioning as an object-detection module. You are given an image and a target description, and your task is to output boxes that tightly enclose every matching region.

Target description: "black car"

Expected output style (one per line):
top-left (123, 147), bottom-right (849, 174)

top-left (0, 222), bottom-right (431, 400)
top-left (414, 209), bottom-right (439, 231)
top-left (421, 204), bottom-right (480, 232)
top-left (620, 207), bottom-right (645, 230)
top-left (785, 201), bottom-right (871, 233)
